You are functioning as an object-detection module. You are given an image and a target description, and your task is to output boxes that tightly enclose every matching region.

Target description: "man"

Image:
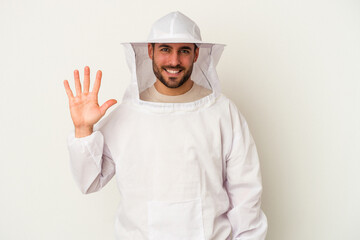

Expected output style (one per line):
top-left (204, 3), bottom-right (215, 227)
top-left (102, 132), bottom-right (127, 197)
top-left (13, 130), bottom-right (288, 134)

top-left (140, 43), bottom-right (212, 102)
top-left (64, 11), bottom-right (267, 240)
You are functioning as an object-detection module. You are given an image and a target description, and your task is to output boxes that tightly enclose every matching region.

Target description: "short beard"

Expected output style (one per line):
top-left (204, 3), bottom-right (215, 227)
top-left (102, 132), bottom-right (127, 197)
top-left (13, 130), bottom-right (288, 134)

top-left (152, 62), bottom-right (194, 89)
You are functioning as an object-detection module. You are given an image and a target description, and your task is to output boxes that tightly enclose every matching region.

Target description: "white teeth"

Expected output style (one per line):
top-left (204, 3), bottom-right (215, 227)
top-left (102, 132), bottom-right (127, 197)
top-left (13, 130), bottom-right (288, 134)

top-left (166, 69), bottom-right (180, 74)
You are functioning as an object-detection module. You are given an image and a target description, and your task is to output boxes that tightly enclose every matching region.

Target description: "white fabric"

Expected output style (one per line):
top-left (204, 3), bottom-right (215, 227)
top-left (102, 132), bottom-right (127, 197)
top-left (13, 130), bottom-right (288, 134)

top-left (67, 11), bottom-right (267, 240)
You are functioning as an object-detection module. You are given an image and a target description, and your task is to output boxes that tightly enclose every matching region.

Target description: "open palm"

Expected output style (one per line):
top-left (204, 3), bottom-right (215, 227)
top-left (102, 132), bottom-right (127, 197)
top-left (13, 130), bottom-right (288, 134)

top-left (64, 66), bottom-right (117, 137)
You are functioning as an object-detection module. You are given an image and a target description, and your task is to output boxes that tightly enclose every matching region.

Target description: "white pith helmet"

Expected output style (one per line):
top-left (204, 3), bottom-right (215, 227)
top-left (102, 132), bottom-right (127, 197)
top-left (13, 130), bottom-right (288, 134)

top-left (147, 11), bottom-right (203, 44)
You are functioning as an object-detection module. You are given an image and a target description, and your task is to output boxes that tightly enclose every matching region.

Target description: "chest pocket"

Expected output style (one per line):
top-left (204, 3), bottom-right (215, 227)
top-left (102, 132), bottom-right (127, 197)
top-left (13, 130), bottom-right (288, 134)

top-left (147, 198), bottom-right (205, 240)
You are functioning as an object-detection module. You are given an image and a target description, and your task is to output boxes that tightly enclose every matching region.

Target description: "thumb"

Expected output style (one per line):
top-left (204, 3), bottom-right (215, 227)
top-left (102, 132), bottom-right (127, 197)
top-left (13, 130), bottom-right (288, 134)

top-left (100, 99), bottom-right (117, 116)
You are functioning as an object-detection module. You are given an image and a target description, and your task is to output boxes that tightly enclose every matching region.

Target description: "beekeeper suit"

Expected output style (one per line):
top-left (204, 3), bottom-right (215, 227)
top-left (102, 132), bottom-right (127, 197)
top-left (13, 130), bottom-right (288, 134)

top-left (67, 11), bottom-right (267, 240)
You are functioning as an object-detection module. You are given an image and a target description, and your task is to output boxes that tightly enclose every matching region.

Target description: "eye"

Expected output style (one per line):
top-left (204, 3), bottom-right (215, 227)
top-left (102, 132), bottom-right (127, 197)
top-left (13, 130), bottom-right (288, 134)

top-left (180, 49), bottom-right (190, 54)
top-left (160, 48), bottom-right (170, 52)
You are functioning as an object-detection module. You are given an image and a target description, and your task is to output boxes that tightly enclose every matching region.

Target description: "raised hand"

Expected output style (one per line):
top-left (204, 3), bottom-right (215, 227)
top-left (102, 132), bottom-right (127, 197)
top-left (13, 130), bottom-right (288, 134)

top-left (64, 66), bottom-right (117, 138)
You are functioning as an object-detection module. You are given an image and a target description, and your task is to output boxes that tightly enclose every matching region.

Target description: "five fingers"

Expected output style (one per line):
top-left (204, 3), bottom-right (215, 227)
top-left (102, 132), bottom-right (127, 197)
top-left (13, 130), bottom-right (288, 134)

top-left (64, 66), bottom-right (103, 98)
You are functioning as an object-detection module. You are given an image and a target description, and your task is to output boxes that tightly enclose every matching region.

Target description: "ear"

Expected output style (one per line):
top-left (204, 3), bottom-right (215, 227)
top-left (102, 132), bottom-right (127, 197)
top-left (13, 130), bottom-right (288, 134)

top-left (193, 47), bottom-right (199, 63)
top-left (148, 43), bottom-right (153, 60)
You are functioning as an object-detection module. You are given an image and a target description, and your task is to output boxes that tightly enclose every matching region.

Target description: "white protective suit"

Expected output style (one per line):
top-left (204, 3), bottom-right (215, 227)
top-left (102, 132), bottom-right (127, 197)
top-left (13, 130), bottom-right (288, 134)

top-left (68, 11), bottom-right (267, 240)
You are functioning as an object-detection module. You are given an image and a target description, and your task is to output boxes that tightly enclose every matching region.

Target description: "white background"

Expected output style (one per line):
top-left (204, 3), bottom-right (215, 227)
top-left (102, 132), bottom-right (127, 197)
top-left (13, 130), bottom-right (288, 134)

top-left (1, 0), bottom-right (359, 239)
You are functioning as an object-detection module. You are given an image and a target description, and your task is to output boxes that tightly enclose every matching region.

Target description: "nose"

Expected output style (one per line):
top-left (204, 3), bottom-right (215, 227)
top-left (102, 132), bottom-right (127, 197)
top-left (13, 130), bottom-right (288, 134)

top-left (168, 51), bottom-right (181, 66)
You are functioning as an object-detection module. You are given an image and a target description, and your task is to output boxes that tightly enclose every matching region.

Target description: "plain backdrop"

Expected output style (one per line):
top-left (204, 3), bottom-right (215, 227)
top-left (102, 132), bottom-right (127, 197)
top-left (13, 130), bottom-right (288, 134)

top-left (1, 0), bottom-right (359, 239)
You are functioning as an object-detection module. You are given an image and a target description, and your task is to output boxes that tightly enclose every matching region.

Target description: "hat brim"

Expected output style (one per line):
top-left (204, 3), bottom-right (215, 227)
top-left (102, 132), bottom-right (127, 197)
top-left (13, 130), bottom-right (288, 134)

top-left (122, 41), bottom-right (225, 47)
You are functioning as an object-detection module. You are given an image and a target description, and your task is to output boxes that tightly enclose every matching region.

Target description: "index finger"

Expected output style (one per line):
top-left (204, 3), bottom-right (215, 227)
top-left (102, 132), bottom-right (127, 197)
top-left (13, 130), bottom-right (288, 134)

top-left (92, 70), bottom-right (102, 94)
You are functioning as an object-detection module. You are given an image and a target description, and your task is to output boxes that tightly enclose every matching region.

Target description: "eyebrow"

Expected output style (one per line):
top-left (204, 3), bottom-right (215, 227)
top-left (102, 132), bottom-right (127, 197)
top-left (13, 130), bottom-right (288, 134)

top-left (158, 44), bottom-right (172, 48)
top-left (158, 44), bottom-right (193, 50)
top-left (179, 46), bottom-right (192, 50)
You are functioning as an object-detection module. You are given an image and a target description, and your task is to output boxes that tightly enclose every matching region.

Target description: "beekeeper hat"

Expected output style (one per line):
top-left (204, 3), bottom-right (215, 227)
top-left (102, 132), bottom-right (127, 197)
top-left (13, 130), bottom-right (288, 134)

top-left (147, 11), bottom-right (203, 44)
top-left (122, 11), bottom-right (225, 106)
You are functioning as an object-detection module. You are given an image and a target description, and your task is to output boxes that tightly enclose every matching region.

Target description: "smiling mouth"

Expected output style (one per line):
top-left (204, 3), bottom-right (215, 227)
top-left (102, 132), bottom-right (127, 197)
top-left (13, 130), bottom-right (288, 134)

top-left (164, 68), bottom-right (183, 74)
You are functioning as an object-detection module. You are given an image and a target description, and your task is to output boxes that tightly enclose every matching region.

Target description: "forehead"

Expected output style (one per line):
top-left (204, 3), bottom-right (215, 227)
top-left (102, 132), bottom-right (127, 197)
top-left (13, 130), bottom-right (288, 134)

top-left (154, 43), bottom-right (195, 49)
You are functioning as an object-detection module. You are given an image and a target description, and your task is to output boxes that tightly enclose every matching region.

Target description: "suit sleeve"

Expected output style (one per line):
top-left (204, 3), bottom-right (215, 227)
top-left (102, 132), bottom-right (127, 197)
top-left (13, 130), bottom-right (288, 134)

top-left (225, 103), bottom-right (268, 240)
top-left (67, 131), bottom-right (116, 194)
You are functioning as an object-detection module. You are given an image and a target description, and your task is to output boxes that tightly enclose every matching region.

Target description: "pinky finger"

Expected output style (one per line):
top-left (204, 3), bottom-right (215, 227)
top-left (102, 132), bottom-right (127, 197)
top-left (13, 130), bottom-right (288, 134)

top-left (63, 80), bottom-right (74, 98)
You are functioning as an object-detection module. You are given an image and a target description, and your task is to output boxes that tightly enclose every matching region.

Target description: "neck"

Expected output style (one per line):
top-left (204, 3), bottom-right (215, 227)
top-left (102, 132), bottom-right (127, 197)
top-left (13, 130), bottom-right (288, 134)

top-left (154, 79), bottom-right (194, 96)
